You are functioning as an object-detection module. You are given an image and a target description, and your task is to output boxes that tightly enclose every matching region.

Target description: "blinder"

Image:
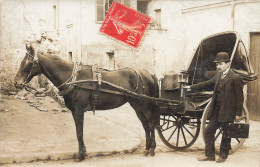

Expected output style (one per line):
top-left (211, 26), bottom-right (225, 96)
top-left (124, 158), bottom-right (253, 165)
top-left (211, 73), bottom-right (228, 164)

top-left (22, 51), bottom-right (41, 86)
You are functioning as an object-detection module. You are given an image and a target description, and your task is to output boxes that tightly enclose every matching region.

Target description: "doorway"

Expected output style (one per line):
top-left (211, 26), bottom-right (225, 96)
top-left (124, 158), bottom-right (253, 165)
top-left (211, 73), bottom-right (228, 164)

top-left (247, 32), bottom-right (260, 121)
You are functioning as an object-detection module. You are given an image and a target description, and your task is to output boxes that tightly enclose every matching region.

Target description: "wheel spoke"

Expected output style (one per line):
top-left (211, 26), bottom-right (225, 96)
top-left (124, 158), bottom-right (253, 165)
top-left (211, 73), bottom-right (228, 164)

top-left (160, 120), bottom-right (175, 128)
top-left (162, 124), bottom-right (176, 132)
top-left (172, 116), bottom-right (177, 121)
top-left (167, 126), bottom-right (178, 141)
top-left (160, 118), bottom-right (176, 124)
top-left (181, 127), bottom-right (187, 146)
top-left (167, 116), bottom-right (170, 129)
top-left (176, 127), bottom-right (180, 147)
top-left (183, 125), bottom-right (194, 138)
top-left (163, 115), bottom-right (165, 125)
top-left (160, 121), bottom-right (167, 128)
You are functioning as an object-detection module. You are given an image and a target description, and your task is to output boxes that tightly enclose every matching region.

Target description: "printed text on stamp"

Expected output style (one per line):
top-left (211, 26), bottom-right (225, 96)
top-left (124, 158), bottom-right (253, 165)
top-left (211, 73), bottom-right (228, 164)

top-left (99, 2), bottom-right (151, 48)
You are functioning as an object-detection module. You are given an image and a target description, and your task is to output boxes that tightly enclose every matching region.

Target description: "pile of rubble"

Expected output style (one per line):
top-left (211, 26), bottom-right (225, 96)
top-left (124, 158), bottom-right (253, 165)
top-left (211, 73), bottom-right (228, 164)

top-left (7, 89), bottom-right (70, 113)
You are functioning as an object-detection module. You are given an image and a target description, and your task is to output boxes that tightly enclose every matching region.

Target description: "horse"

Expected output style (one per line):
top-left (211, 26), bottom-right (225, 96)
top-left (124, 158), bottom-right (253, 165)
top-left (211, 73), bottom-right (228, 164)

top-left (14, 42), bottom-right (160, 161)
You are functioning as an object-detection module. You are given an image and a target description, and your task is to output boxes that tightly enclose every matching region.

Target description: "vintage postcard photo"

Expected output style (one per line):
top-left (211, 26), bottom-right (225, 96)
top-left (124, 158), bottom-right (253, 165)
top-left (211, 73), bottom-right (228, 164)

top-left (0, 0), bottom-right (260, 166)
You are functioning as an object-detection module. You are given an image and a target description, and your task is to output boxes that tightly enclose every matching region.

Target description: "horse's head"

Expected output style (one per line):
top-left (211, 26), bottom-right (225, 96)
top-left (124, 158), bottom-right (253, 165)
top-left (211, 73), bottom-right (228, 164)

top-left (14, 42), bottom-right (41, 89)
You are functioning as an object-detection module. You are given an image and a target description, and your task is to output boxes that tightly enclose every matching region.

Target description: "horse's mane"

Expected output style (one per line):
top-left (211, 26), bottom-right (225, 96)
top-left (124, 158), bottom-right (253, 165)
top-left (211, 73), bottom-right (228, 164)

top-left (39, 52), bottom-right (62, 60)
top-left (38, 52), bottom-right (71, 64)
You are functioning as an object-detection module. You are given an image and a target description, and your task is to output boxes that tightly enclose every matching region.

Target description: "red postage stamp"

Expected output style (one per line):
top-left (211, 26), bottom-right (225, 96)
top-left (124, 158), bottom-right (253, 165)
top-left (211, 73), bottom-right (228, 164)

top-left (99, 2), bottom-right (151, 48)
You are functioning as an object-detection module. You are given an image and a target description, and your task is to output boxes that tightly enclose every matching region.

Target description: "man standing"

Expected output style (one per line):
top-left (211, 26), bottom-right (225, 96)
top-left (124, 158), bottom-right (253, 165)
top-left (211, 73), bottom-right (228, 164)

top-left (185, 52), bottom-right (244, 163)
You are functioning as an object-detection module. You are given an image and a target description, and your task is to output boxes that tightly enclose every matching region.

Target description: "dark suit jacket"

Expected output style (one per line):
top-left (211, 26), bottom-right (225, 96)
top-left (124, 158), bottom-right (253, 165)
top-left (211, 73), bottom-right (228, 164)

top-left (190, 69), bottom-right (244, 122)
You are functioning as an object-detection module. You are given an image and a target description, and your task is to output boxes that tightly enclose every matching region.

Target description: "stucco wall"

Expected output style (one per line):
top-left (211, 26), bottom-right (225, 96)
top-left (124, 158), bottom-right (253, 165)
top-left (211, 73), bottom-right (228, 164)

top-left (0, 0), bottom-right (58, 90)
top-left (181, 1), bottom-right (260, 67)
top-left (1, 0), bottom-right (259, 91)
top-left (58, 0), bottom-right (157, 75)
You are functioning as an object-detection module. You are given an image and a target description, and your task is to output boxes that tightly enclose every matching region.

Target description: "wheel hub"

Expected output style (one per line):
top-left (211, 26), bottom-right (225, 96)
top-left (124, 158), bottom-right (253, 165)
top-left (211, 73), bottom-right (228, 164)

top-left (176, 117), bottom-right (183, 127)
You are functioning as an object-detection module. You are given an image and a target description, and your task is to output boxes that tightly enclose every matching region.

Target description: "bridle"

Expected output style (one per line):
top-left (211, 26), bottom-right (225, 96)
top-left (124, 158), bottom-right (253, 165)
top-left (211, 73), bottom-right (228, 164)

top-left (21, 50), bottom-right (81, 96)
top-left (22, 51), bottom-right (41, 87)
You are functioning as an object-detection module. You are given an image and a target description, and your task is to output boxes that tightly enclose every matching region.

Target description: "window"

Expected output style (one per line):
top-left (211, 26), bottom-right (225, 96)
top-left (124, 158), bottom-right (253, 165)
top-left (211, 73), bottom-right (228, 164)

top-left (108, 52), bottom-right (115, 70)
top-left (53, 5), bottom-right (57, 29)
top-left (154, 9), bottom-right (161, 29)
top-left (96, 0), bottom-right (131, 23)
top-left (68, 52), bottom-right (72, 62)
top-left (137, 1), bottom-right (149, 14)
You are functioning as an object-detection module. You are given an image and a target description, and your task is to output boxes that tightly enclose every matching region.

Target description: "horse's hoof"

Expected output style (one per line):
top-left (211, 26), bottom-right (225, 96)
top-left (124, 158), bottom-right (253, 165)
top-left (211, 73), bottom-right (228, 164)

top-left (149, 150), bottom-right (155, 156)
top-left (74, 156), bottom-right (85, 162)
top-left (143, 150), bottom-right (149, 156)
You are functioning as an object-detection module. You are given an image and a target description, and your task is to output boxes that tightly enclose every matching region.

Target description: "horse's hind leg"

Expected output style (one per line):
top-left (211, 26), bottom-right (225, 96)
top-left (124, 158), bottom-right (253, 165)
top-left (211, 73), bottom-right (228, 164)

top-left (71, 107), bottom-right (86, 162)
top-left (141, 120), bottom-right (152, 156)
top-left (130, 102), bottom-right (152, 156)
top-left (144, 126), bottom-right (152, 156)
top-left (149, 128), bottom-right (156, 156)
top-left (149, 104), bottom-right (160, 156)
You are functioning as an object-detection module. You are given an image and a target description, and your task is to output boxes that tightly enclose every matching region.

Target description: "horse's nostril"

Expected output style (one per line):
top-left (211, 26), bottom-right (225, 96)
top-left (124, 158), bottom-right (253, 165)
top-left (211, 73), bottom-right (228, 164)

top-left (14, 81), bottom-right (21, 88)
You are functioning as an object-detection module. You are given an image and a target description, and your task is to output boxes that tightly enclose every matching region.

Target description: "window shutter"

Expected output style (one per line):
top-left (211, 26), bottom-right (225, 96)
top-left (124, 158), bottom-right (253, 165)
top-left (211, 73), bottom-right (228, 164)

top-left (96, 0), bottom-right (105, 22)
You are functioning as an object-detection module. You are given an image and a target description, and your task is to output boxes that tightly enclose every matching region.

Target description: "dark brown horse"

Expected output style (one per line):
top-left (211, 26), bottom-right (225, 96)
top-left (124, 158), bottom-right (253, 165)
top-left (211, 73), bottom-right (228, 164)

top-left (14, 42), bottom-right (159, 161)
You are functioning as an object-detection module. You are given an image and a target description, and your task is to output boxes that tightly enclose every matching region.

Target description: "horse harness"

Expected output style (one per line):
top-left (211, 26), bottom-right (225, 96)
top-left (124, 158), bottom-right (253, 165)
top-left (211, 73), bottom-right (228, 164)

top-left (88, 64), bottom-right (102, 114)
top-left (23, 50), bottom-right (146, 114)
top-left (58, 63), bottom-right (146, 114)
top-left (58, 62), bottom-right (81, 96)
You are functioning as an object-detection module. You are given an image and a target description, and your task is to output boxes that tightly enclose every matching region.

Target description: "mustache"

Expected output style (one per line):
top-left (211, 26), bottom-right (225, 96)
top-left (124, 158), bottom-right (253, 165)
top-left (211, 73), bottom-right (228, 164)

top-left (216, 68), bottom-right (224, 72)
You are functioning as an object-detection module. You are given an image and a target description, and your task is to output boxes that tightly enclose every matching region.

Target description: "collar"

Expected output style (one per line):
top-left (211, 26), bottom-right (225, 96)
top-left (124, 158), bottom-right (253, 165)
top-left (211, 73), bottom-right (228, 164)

top-left (221, 68), bottom-right (230, 78)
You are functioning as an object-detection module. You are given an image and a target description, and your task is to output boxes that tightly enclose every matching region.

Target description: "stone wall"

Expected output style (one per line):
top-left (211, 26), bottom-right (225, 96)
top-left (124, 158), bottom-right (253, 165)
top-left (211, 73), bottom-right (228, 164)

top-left (0, 0), bottom-right (63, 91)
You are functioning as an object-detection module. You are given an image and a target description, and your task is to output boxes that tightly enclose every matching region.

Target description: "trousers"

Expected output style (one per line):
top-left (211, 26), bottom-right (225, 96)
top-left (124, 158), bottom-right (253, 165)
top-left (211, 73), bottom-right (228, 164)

top-left (205, 110), bottom-right (231, 159)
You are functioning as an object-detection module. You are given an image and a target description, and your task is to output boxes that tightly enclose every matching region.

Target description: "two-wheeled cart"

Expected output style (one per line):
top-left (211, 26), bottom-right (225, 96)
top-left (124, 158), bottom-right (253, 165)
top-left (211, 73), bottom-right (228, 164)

top-left (156, 31), bottom-right (256, 154)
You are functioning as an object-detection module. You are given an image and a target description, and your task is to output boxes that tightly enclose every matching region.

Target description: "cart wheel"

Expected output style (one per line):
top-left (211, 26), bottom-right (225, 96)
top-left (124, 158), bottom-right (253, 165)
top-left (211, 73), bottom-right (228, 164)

top-left (157, 114), bottom-right (200, 150)
top-left (201, 100), bottom-right (249, 154)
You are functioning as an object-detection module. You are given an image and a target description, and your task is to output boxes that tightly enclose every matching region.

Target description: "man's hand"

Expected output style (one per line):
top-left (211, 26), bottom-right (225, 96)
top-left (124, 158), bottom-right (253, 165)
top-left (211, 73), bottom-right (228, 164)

top-left (183, 85), bottom-right (191, 91)
top-left (235, 115), bottom-right (243, 122)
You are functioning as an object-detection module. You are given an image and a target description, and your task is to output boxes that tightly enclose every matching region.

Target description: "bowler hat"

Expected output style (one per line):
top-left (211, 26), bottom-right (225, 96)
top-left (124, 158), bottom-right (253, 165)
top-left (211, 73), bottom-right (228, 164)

top-left (214, 52), bottom-right (230, 62)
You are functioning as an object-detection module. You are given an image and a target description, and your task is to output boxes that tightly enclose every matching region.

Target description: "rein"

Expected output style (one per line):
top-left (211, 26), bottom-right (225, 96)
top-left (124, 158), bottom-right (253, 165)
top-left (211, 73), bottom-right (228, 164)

top-left (23, 51), bottom-right (81, 96)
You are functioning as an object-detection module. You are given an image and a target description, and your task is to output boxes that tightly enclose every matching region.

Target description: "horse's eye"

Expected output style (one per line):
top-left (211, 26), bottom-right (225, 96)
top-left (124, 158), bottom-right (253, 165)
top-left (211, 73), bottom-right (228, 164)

top-left (23, 63), bottom-right (33, 72)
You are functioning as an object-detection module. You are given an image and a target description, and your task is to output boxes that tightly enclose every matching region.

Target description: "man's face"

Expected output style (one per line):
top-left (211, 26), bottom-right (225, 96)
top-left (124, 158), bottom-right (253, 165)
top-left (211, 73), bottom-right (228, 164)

top-left (216, 62), bottom-right (229, 72)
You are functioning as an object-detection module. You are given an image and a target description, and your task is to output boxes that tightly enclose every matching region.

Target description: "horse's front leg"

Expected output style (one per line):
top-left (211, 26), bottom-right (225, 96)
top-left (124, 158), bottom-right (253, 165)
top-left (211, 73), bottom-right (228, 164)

top-left (149, 128), bottom-right (156, 156)
top-left (72, 108), bottom-right (86, 162)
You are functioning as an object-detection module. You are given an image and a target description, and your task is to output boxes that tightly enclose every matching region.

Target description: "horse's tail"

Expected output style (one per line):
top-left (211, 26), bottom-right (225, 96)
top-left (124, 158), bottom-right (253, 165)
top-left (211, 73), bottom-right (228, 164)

top-left (151, 74), bottom-right (160, 127)
top-left (151, 74), bottom-right (159, 98)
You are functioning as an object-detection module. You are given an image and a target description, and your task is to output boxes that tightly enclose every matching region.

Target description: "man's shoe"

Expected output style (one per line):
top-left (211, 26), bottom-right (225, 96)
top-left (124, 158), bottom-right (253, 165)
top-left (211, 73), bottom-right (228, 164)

top-left (197, 156), bottom-right (215, 161)
top-left (216, 157), bottom-right (226, 163)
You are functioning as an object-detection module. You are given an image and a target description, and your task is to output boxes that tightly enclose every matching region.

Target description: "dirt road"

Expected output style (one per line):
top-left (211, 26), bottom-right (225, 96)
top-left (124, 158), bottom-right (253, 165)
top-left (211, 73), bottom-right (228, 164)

top-left (1, 92), bottom-right (260, 167)
top-left (2, 149), bottom-right (260, 167)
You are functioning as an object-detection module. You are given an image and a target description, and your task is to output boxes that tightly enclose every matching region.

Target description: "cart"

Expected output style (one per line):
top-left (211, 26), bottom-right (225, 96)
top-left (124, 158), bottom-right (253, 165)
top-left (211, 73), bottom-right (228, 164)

top-left (157, 31), bottom-right (256, 154)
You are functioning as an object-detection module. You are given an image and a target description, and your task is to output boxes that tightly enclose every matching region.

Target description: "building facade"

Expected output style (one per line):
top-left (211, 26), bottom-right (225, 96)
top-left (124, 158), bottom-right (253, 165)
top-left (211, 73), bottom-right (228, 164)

top-left (1, 0), bottom-right (260, 119)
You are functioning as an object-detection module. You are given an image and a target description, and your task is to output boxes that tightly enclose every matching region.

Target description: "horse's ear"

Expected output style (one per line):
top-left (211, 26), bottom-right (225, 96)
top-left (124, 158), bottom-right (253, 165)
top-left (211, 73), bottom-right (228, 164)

top-left (30, 42), bottom-right (39, 53)
top-left (26, 42), bottom-right (31, 51)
